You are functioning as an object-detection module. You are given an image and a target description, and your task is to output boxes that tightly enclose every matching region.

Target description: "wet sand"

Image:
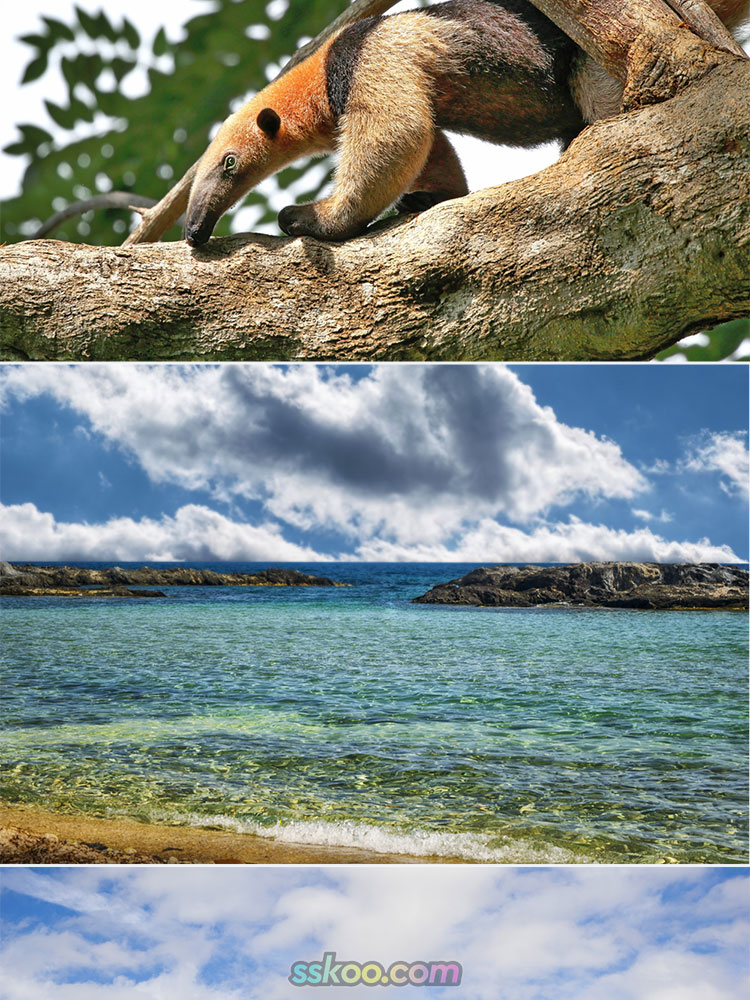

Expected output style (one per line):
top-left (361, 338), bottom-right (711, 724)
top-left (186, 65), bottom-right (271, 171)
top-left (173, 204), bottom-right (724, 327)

top-left (0, 804), bottom-right (462, 865)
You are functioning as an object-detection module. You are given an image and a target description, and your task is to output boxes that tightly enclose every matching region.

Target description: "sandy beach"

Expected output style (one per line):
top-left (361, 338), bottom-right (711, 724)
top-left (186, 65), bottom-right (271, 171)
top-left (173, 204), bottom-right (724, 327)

top-left (0, 804), bottom-right (462, 865)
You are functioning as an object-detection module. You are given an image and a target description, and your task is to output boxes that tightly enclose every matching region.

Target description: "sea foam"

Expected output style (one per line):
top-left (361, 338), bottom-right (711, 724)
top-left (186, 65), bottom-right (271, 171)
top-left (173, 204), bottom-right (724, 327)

top-left (158, 811), bottom-right (587, 864)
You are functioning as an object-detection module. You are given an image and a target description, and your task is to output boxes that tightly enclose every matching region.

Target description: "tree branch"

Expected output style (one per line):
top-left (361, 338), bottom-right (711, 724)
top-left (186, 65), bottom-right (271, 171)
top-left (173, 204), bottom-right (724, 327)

top-left (122, 1), bottom-right (399, 247)
top-left (527, 0), bottom-right (746, 82)
top-left (120, 165), bottom-right (196, 247)
top-left (2, 51), bottom-right (748, 362)
top-left (33, 193), bottom-right (159, 239)
top-left (662, 0), bottom-right (747, 57)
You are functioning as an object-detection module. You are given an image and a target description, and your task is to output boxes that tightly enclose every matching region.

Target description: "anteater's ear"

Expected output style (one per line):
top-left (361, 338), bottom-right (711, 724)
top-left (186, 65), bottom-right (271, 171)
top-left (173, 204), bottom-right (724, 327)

top-left (257, 108), bottom-right (281, 138)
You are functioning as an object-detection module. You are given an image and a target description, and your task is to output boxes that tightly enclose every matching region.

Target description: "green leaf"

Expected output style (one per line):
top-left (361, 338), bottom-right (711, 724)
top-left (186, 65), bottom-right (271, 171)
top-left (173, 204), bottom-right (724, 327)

top-left (18, 124), bottom-right (55, 146)
top-left (21, 55), bottom-right (49, 85)
top-left (122, 17), bottom-right (141, 50)
top-left (19, 33), bottom-right (51, 51)
top-left (79, 53), bottom-right (105, 90)
top-left (3, 141), bottom-right (31, 157)
top-left (61, 56), bottom-right (80, 91)
top-left (98, 11), bottom-right (119, 44)
top-left (657, 318), bottom-right (750, 362)
top-left (41, 16), bottom-right (76, 43)
top-left (111, 58), bottom-right (137, 83)
top-left (44, 100), bottom-right (77, 130)
top-left (153, 26), bottom-right (169, 56)
top-left (96, 90), bottom-right (123, 115)
top-left (60, 52), bottom-right (105, 94)
top-left (1, 129), bottom-right (49, 162)
top-left (69, 96), bottom-right (96, 125)
top-left (74, 7), bottom-right (117, 41)
top-left (75, 7), bottom-right (101, 39)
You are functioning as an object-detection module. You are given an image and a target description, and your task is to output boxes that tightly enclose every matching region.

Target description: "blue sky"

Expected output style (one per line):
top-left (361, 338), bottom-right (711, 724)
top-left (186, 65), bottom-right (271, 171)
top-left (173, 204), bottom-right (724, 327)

top-left (0, 363), bottom-right (747, 563)
top-left (1, 867), bottom-right (748, 1000)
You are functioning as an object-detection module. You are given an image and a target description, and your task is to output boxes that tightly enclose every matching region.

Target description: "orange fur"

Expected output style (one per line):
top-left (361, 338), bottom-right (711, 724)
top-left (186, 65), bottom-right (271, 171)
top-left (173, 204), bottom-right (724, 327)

top-left (185, 38), bottom-right (338, 246)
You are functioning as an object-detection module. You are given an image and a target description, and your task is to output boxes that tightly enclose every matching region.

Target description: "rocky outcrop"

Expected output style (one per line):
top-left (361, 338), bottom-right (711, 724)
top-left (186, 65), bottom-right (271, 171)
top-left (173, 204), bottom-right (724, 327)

top-left (413, 563), bottom-right (749, 610)
top-left (0, 562), bottom-right (342, 596)
top-left (0, 825), bottom-right (179, 864)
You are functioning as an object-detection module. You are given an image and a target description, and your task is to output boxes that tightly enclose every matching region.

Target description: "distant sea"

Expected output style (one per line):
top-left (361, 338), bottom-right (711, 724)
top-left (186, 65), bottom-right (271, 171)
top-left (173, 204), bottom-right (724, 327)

top-left (2, 562), bottom-right (747, 864)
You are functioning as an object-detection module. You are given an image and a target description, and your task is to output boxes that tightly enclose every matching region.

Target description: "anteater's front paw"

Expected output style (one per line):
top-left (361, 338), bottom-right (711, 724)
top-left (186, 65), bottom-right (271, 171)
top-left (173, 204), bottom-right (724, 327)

top-left (278, 203), bottom-right (364, 241)
top-left (278, 205), bottom-right (316, 237)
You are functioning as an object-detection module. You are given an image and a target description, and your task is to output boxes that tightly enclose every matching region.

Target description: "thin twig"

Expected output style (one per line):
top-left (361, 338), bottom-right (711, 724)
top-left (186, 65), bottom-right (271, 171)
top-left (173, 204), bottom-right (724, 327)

top-left (123, 0), bottom-right (399, 247)
top-left (33, 193), bottom-right (158, 239)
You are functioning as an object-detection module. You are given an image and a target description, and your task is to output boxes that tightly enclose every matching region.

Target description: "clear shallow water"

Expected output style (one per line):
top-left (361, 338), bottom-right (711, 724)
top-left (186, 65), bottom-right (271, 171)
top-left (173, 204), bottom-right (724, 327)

top-left (2, 562), bottom-right (747, 863)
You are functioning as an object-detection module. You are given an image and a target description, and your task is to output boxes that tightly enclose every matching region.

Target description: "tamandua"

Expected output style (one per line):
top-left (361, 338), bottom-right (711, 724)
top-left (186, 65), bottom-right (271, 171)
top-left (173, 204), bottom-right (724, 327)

top-left (185, 0), bottom-right (750, 244)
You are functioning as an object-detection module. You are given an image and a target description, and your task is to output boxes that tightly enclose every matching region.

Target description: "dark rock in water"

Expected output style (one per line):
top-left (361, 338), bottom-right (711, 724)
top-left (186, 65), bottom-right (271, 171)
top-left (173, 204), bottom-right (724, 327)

top-left (0, 561), bottom-right (342, 596)
top-left (412, 562), bottom-right (749, 610)
top-left (0, 579), bottom-right (167, 599)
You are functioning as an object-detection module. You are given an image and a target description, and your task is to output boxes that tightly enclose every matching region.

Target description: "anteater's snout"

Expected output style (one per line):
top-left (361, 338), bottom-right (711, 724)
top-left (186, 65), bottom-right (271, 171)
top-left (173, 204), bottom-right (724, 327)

top-left (184, 207), bottom-right (219, 248)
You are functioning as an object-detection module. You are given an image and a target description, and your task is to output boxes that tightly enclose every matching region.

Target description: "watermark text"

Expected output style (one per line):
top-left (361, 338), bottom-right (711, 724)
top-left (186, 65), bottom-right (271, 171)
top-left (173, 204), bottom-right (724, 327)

top-left (289, 953), bottom-right (462, 987)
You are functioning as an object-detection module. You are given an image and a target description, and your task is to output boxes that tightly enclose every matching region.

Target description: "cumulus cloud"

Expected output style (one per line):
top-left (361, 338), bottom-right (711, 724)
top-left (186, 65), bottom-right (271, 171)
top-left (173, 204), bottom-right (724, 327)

top-left (0, 364), bottom-right (646, 548)
top-left (0, 502), bottom-right (741, 563)
top-left (0, 502), bottom-right (325, 562)
top-left (682, 431), bottom-right (749, 498)
top-left (0, 869), bottom-right (747, 1000)
top-left (354, 517), bottom-right (741, 563)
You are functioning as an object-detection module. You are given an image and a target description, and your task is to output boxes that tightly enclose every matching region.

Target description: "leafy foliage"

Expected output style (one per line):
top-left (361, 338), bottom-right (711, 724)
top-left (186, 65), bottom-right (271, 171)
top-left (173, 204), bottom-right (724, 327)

top-left (657, 318), bottom-right (750, 363)
top-left (2, 0), bottom-right (354, 245)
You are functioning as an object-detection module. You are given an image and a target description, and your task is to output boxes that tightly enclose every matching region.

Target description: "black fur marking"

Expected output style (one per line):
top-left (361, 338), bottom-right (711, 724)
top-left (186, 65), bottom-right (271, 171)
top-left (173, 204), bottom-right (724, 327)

top-left (257, 107), bottom-right (281, 138)
top-left (326, 16), bottom-right (380, 118)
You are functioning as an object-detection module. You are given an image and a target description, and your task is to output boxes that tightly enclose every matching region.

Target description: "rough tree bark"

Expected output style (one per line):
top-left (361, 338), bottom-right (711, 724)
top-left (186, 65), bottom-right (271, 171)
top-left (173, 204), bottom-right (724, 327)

top-left (0, 0), bottom-right (747, 361)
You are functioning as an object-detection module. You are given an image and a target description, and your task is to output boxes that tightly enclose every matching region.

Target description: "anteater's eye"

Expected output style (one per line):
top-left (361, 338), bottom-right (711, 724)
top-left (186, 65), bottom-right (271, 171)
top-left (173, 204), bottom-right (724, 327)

top-left (223, 154), bottom-right (238, 175)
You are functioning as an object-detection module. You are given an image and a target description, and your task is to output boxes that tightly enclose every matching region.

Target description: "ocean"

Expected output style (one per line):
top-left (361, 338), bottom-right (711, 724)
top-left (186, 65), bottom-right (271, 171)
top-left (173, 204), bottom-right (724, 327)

top-left (2, 562), bottom-right (747, 864)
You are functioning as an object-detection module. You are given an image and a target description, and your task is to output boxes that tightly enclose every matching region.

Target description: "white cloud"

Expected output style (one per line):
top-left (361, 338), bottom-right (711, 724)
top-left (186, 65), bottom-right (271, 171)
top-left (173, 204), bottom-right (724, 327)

top-left (354, 517), bottom-right (741, 563)
top-left (0, 503), bottom-right (740, 564)
top-left (682, 431), bottom-right (749, 498)
top-left (631, 508), bottom-right (673, 524)
top-left (0, 502), bottom-right (325, 562)
top-left (0, 364), bottom-right (647, 547)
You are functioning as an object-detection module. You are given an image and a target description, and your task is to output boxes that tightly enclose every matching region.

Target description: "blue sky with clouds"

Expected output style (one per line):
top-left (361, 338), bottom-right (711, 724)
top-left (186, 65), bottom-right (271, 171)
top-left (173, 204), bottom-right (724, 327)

top-left (0, 363), bottom-right (747, 563)
top-left (1, 867), bottom-right (748, 1000)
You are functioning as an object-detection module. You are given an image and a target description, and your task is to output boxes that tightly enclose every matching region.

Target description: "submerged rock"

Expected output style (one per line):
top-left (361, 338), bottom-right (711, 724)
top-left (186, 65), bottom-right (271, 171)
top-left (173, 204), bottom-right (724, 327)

top-left (0, 562), bottom-right (343, 596)
top-left (412, 562), bottom-right (749, 610)
top-left (0, 584), bottom-right (166, 598)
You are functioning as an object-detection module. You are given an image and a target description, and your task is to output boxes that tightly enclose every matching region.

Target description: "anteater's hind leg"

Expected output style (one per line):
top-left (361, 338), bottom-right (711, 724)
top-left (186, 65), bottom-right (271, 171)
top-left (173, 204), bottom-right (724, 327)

top-left (395, 130), bottom-right (469, 214)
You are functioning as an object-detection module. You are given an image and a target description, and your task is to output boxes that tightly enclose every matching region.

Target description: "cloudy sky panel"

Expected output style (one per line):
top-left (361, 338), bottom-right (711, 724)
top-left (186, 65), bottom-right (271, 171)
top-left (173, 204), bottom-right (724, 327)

top-left (0, 364), bottom-right (747, 562)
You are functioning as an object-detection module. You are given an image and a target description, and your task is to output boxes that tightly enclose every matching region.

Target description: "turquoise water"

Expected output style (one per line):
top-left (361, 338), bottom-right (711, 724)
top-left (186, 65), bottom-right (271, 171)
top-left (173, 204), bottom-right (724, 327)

top-left (2, 562), bottom-right (747, 863)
